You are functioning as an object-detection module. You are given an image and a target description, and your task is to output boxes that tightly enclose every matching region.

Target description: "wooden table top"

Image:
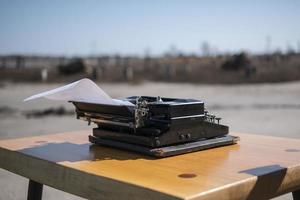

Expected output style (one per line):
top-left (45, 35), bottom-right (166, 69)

top-left (1, 131), bottom-right (300, 200)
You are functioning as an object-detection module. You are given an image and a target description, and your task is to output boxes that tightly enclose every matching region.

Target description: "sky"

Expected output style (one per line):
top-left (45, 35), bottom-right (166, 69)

top-left (0, 0), bottom-right (299, 56)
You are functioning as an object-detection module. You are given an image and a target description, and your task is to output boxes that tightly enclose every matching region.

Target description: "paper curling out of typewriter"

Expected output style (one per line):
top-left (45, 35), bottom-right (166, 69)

top-left (73, 96), bottom-right (239, 157)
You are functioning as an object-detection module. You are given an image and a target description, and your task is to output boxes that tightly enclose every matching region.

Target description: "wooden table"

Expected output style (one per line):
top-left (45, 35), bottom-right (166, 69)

top-left (1, 131), bottom-right (300, 200)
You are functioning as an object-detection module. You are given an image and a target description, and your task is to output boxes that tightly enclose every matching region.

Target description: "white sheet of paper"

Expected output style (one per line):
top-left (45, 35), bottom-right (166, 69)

top-left (23, 78), bottom-right (133, 106)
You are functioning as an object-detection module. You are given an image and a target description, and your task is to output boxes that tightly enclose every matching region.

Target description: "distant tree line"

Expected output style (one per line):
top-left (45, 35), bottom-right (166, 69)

top-left (0, 51), bottom-right (300, 83)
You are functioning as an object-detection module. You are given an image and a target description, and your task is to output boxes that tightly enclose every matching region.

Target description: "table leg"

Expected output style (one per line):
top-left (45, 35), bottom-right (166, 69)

top-left (27, 179), bottom-right (43, 200)
top-left (293, 189), bottom-right (300, 200)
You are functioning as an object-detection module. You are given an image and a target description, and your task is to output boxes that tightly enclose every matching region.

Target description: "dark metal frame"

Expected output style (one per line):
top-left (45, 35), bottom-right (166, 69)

top-left (293, 189), bottom-right (300, 200)
top-left (27, 180), bottom-right (43, 200)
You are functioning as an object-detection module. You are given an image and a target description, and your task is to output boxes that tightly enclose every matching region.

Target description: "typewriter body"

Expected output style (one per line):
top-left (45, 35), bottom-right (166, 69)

top-left (73, 96), bottom-right (238, 157)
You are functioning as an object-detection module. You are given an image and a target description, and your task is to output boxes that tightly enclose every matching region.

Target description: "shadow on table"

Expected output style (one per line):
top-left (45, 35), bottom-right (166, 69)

top-left (239, 164), bottom-right (287, 199)
top-left (19, 142), bottom-right (154, 163)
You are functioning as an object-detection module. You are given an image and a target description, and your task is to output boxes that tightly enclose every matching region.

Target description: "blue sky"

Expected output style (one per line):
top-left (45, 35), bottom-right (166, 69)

top-left (0, 0), bottom-right (299, 56)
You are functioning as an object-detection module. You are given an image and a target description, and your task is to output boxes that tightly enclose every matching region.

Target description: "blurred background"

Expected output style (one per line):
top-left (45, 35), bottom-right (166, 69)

top-left (0, 0), bottom-right (300, 199)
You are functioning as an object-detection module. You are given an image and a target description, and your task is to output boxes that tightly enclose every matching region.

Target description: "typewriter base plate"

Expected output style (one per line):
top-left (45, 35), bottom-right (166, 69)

top-left (89, 134), bottom-right (239, 157)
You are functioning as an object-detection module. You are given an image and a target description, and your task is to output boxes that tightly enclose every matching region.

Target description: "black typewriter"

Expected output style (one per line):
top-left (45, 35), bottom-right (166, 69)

top-left (72, 96), bottom-right (239, 157)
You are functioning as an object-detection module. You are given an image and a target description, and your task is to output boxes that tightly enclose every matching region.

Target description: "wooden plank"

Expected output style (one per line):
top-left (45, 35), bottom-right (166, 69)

top-left (1, 131), bottom-right (300, 200)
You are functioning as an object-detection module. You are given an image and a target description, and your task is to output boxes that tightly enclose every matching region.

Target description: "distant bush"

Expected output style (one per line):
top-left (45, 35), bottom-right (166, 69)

top-left (221, 53), bottom-right (250, 71)
top-left (57, 58), bottom-right (85, 75)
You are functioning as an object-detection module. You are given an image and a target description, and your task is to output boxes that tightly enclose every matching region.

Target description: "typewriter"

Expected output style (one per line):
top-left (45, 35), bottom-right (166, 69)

top-left (72, 96), bottom-right (239, 157)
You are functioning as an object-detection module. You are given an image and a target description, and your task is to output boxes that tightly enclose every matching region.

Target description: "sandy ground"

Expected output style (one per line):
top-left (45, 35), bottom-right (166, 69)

top-left (1, 80), bottom-right (300, 200)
